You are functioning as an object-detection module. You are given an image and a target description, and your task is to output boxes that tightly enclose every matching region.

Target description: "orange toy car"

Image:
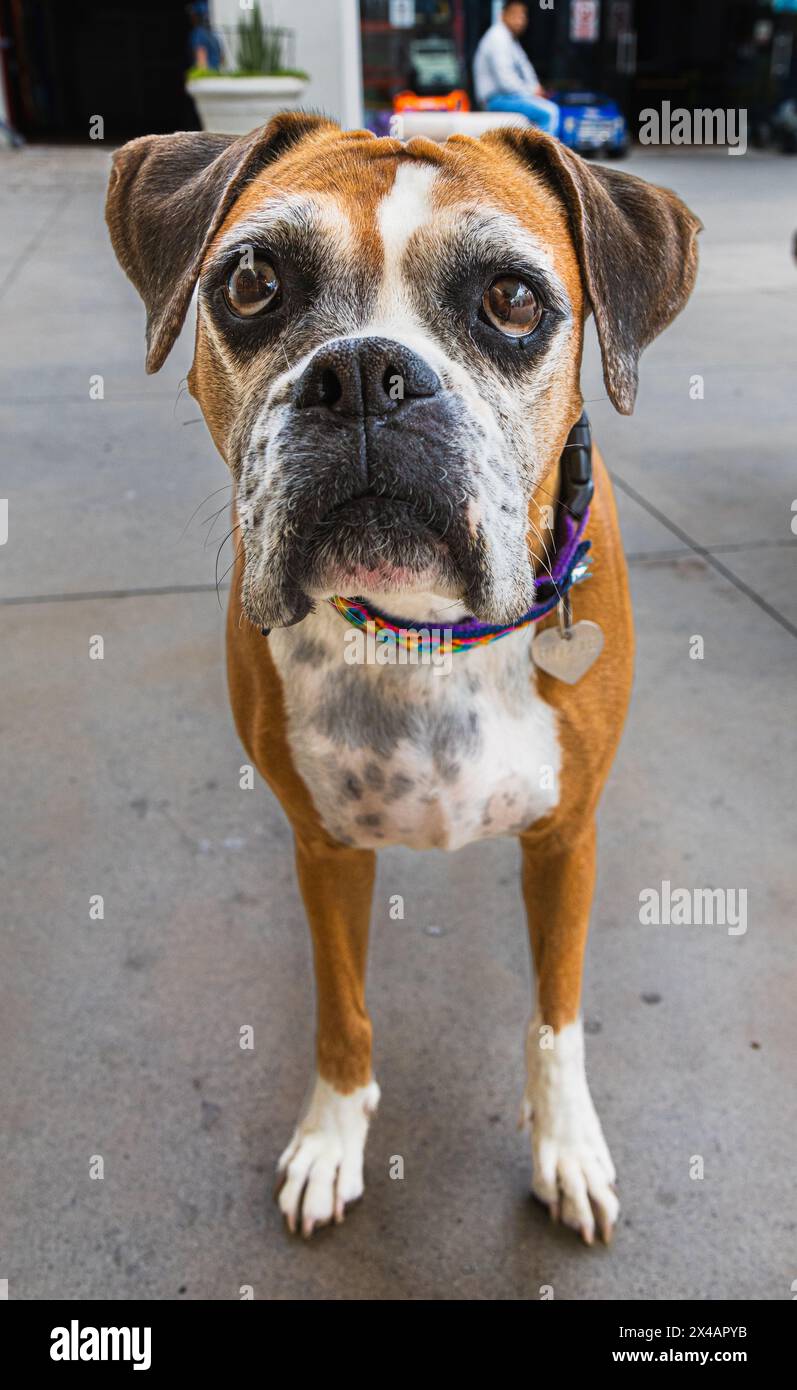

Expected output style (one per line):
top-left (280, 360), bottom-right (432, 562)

top-left (393, 89), bottom-right (471, 114)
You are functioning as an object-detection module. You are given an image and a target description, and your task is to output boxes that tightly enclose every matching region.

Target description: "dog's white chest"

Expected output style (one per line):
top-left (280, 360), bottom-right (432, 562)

top-left (268, 609), bottom-right (560, 852)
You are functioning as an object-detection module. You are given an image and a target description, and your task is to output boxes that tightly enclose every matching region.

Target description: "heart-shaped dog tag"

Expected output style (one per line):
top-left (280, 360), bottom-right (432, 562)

top-left (531, 619), bottom-right (604, 685)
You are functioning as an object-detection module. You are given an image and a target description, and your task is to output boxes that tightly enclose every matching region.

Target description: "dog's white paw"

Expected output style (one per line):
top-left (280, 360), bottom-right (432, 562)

top-left (276, 1076), bottom-right (380, 1237)
top-left (522, 1017), bottom-right (618, 1245)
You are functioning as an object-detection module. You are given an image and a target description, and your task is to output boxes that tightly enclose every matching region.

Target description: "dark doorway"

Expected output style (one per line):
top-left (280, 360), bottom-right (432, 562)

top-left (1, 0), bottom-right (200, 141)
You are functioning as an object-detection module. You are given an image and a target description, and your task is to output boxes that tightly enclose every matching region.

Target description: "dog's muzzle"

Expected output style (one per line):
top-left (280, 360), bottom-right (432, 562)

top-left (260, 335), bottom-right (487, 617)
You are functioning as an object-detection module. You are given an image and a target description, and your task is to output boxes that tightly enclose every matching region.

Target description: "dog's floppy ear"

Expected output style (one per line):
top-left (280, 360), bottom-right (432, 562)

top-left (487, 127), bottom-right (701, 413)
top-left (106, 113), bottom-right (337, 373)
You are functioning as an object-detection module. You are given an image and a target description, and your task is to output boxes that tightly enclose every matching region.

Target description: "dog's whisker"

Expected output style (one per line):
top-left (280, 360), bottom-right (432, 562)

top-left (527, 516), bottom-right (555, 577)
top-left (180, 484), bottom-right (234, 541)
top-left (215, 523), bottom-right (242, 606)
top-left (217, 541), bottom-right (246, 591)
top-left (173, 377), bottom-right (188, 412)
top-left (533, 478), bottom-right (583, 526)
top-left (200, 501), bottom-right (234, 533)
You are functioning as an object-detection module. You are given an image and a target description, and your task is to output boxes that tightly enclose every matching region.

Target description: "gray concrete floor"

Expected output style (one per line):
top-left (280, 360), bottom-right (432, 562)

top-left (1, 145), bottom-right (795, 1302)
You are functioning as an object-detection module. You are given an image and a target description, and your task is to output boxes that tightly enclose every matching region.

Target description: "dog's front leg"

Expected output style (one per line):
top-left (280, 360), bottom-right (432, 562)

top-left (519, 821), bottom-right (618, 1244)
top-left (276, 833), bottom-right (379, 1237)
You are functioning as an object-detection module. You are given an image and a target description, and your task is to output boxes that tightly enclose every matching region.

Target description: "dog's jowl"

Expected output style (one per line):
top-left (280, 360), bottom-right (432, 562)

top-left (107, 115), bottom-right (699, 1244)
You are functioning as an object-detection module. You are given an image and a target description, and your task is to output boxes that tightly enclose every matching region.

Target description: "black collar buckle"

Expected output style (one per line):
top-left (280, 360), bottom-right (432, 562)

top-left (559, 410), bottom-right (594, 522)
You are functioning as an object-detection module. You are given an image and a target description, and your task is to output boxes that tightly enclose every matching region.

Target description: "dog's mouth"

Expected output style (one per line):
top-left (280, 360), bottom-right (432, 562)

top-left (239, 476), bottom-right (483, 630)
top-left (300, 489), bottom-right (457, 595)
top-left (240, 460), bottom-right (538, 630)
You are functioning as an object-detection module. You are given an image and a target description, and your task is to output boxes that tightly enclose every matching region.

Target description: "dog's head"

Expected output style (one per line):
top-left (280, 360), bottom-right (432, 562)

top-left (107, 115), bottom-right (699, 628)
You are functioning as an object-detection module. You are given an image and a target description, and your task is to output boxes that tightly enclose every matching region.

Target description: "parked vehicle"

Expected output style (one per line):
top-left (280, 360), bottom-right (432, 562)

top-left (394, 88), bottom-right (470, 114)
top-left (407, 35), bottom-right (462, 95)
top-left (552, 91), bottom-right (629, 158)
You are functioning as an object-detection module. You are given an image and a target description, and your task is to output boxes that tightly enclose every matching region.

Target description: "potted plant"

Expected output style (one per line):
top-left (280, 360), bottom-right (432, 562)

top-left (187, 3), bottom-right (308, 136)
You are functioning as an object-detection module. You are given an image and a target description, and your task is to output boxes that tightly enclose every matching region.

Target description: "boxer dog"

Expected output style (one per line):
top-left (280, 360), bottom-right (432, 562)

top-left (106, 115), bottom-right (699, 1244)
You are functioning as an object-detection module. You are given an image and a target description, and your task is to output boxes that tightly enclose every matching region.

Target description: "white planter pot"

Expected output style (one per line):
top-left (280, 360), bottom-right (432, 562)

top-left (187, 75), bottom-right (308, 135)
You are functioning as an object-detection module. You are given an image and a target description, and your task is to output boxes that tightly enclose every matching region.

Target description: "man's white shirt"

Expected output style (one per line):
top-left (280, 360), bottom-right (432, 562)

top-left (473, 21), bottom-right (540, 106)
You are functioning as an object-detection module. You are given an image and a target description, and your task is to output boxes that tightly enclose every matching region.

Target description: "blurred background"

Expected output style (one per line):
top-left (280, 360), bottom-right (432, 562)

top-left (1, 0), bottom-right (796, 147)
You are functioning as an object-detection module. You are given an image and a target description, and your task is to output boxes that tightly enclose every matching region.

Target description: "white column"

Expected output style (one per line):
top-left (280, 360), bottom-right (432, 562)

top-left (338, 0), bottom-right (365, 130)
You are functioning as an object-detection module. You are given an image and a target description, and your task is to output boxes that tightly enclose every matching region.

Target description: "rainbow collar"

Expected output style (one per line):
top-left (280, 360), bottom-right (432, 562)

top-left (326, 502), bottom-right (592, 655)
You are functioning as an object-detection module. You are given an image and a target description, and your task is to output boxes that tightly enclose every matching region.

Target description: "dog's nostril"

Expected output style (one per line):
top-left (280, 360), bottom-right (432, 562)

top-left (319, 368), bottom-right (342, 406)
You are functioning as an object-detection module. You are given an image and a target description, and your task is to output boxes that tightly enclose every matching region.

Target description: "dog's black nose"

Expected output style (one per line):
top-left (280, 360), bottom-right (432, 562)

top-left (294, 336), bottom-right (441, 417)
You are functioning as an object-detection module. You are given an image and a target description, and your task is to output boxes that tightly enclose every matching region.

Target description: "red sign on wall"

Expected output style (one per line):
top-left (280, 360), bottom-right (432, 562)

top-left (570, 0), bottom-right (600, 43)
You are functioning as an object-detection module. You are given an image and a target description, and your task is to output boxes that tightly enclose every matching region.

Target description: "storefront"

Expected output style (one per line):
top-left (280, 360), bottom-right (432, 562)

top-left (1, 0), bottom-right (795, 142)
top-left (360, 0), bottom-right (797, 134)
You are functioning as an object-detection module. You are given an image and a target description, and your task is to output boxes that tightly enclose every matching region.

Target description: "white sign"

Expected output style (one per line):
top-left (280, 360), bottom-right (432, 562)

top-left (570, 0), bottom-right (600, 43)
top-left (390, 0), bottom-right (415, 29)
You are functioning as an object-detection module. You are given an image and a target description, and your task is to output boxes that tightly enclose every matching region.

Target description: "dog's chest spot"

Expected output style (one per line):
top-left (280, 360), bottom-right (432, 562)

top-left (269, 620), bottom-right (561, 852)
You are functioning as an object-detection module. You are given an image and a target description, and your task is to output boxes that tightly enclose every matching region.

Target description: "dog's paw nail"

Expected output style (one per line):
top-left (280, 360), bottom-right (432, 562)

top-left (531, 1150), bottom-right (619, 1245)
top-left (275, 1077), bottom-right (376, 1241)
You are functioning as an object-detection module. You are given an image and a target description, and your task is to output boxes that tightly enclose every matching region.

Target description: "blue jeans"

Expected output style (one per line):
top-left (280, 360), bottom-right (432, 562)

top-left (486, 91), bottom-right (560, 136)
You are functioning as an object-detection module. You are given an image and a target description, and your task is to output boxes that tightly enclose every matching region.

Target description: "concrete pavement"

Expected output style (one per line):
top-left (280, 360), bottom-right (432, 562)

top-left (1, 144), bottom-right (795, 1300)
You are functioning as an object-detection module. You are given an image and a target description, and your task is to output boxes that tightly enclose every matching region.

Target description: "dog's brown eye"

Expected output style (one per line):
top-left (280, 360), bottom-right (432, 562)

top-left (224, 257), bottom-right (279, 317)
top-left (482, 276), bottom-right (542, 337)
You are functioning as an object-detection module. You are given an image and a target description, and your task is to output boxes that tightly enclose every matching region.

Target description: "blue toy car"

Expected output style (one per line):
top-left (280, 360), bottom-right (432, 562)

top-left (552, 91), bottom-right (629, 158)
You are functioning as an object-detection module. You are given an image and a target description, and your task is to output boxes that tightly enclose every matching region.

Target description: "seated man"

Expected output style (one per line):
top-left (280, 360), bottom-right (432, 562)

top-left (473, 1), bottom-right (560, 136)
